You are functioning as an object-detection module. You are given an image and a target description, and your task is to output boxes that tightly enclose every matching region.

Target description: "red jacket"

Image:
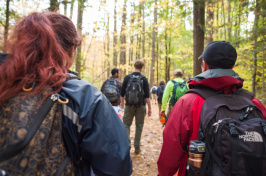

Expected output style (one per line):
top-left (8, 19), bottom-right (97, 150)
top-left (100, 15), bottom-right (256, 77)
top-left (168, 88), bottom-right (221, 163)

top-left (157, 72), bottom-right (266, 176)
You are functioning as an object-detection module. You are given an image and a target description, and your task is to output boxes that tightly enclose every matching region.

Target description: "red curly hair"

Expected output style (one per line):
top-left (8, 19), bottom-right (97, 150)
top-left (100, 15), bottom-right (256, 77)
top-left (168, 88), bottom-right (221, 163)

top-left (0, 12), bottom-right (81, 106)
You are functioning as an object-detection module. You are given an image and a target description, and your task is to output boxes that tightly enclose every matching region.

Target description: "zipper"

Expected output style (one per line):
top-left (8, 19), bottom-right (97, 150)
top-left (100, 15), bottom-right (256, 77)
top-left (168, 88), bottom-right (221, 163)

top-left (239, 106), bottom-right (254, 121)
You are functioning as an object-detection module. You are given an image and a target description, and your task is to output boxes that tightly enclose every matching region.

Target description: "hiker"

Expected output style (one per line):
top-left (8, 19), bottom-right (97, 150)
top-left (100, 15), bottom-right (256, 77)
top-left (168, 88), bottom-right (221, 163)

top-left (101, 68), bottom-right (122, 106)
top-left (156, 80), bottom-right (166, 119)
top-left (160, 69), bottom-right (188, 118)
top-left (0, 12), bottom-right (132, 176)
top-left (157, 41), bottom-right (266, 176)
top-left (120, 59), bottom-right (152, 154)
top-left (150, 85), bottom-right (158, 104)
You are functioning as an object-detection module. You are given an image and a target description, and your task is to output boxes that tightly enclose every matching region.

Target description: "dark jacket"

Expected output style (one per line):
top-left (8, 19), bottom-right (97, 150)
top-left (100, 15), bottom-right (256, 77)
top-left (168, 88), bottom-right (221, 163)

top-left (156, 85), bottom-right (165, 104)
top-left (120, 72), bottom-right (150, 106)
top-left (157, 69), bottom-right (266, 176)
top-left (60, 75), bottom-right (132, 176)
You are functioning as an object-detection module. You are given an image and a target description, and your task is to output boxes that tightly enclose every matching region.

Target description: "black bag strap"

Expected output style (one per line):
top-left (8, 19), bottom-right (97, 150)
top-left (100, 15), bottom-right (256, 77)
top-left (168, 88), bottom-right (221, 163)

top-left (0, 96), bottom-right (56, 163)
top-left (186, 86), bottom-right (219, 100)
top-left (229, 123), bottom-right (239, 176)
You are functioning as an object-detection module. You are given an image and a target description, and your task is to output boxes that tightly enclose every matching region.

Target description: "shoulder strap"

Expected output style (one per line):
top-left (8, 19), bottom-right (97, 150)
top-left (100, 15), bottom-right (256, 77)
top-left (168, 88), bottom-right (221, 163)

top-left (187, 86), bottom-right (254, 101)
top-left (171, 80), bottom-right (176, 84)
top-left (0, 96), bottom-right (57, 163)
top-left (186, 86), bottom-right (221, 100)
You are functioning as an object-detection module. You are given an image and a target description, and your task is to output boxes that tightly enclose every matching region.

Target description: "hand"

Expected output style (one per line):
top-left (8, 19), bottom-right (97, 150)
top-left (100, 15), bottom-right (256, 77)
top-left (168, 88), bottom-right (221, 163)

top-left (148, 109), bottom-right (152, 117)
top-left (160, 111), bottom-right (165, 117)
top-left (120, 103), bottom-right (124, 109)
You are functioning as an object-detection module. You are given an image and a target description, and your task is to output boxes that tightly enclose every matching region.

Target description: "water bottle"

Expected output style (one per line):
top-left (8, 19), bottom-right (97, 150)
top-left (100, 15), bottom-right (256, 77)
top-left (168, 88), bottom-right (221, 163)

top-left (188, 140), bottom-right (205, 168)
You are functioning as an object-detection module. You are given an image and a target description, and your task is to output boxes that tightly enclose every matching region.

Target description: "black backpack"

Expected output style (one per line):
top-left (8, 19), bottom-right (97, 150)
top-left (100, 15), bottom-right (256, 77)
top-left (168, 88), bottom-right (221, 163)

top-left (157, 85), bottom-right (165, 101)
top-left (125, 75), bottom-right (144, 106)
top-left (186, 87), bottom-right (266, 176)
top-left (102, 79), bottom-right (119, 102)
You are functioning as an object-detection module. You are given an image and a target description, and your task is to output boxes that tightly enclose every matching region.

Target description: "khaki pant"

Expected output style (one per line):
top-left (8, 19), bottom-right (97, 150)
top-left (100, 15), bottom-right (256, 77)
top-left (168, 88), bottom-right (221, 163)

top-left (123, 105), bottom-right (146, 148)
top-left (166, 104), bottom-right (174, 117)
top-left (158, 104), bottom-right (162, 119)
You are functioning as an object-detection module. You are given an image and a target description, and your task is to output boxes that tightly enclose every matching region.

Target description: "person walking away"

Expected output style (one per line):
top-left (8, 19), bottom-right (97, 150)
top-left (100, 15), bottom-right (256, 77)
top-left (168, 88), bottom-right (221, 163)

top-left (160, 69), bottom-right (188, 118)
top-left (156, 80), bottom-right (166, 119)
top-left (120, 59), bottom-right (152, 154)
top-left (157, 41), bottom-right (266, 176)
top-left (101, 68), bottom-right (122, 106)
top-left (0, 12), bottom-right (132, 176)
top-left (150, 85), bottom-right (158, 104)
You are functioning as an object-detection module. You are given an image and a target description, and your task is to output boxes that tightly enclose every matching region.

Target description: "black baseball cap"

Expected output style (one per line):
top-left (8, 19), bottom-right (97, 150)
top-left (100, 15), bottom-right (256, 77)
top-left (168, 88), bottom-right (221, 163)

top-left (198, 41), bottom-right (237, 69)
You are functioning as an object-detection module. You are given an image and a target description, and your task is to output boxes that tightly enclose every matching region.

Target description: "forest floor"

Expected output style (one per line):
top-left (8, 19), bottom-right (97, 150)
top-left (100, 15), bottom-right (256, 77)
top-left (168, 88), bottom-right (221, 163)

top-left (129, 102), bottom-right (164, 176)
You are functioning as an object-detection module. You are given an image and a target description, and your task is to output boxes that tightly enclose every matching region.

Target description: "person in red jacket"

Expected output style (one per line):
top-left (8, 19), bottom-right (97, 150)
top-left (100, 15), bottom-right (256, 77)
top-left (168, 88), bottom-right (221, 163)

top-left (157, 41), bottom-right (266, 176)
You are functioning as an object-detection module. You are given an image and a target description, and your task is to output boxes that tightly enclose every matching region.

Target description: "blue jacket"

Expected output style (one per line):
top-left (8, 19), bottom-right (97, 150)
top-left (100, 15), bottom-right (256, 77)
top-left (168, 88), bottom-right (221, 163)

top-left (59, 76), bottom-right (132, 176)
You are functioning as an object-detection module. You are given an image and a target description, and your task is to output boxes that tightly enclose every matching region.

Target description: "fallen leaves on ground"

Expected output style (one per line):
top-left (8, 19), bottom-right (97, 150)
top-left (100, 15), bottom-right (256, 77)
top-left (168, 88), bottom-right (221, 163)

top-left (129, 103), bottom-right (164, 176)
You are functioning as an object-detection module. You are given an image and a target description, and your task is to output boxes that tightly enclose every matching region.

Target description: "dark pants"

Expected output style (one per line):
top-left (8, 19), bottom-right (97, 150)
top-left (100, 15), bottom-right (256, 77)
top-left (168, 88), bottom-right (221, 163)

top-left (123, 105), bottom-right (146, 148)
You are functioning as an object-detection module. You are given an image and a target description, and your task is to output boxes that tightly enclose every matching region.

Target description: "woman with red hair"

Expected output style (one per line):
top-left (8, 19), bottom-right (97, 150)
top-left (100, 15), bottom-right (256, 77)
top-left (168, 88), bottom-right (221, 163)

top-left (0, 12), bottom-right (132, 176)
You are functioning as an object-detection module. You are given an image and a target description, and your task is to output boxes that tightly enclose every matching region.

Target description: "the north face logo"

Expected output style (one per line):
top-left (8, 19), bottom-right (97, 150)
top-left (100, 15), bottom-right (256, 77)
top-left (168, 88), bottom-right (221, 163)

top-left (239, 131), bottom-right (263, 142)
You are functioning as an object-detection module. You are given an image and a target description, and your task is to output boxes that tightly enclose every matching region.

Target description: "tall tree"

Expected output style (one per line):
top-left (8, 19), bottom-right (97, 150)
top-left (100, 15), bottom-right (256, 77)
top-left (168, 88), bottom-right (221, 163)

top-left (113, 0), bottom-right (118, 67)
top-left (49, 0), bottom-right (59, 12)
top-left (3, 0), bottom-right (10, 52)
top-left (120, 0), bottom-right (127, 77)
top-left (228, 0), bottom-right (232, 40)
top-left (193, 0), bottom-right (205, 76)
top-left (70, 0), bottom-right (75, 20)
top-left (252, 0), bottom-right (259, 95)
top-left (206, 0), bottom-right (214, 44)
top-left (76, 0), bottom-right (85, 77)
top-left (63, 0), bottom-right (68, 16)
top-left (129, 2), bottom-right (135, 65)
top-left (142, 0), bottom-right (145, 59)
top-left (150, 0), bottom-right (157, 88)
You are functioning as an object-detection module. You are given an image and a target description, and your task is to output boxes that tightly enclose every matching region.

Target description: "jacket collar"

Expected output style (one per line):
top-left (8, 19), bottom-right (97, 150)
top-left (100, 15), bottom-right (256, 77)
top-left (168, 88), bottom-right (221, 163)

top-left (189, 69), bottom-right (244, 94)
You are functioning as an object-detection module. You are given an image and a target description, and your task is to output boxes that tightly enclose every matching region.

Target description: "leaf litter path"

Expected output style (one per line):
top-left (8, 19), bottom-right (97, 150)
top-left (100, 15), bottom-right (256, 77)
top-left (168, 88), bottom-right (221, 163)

top-left (129, 103), bottom-right (164, 176)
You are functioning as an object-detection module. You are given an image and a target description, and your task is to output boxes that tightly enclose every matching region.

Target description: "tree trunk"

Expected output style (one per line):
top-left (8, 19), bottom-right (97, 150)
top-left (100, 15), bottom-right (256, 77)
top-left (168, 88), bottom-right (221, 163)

top-left (107, 14), bottom-right (110, 78)
top-left (165, 32), bottom-right (168, 82)
top-left (222, 0), bottom-right (226, 40)
top-left (150, 0), bottom-right (157, 88)
top-left (252, 0), bottom-right (259, 95)
top-left (206, 1), bottom-right (214, 44)
top-left (129, 3), bottom-right (135, 66)
top-left (76, 0), bottom-right (85, 78)
top-left (49, 0), bottom-right (59, 12)
top-left (3, 0), bottom-right (10, 52)
top-left (228, 0), bottom-right (232, 41)
top-left (156, 39), bottom-right (159, 85)
top-left (142, 0), bottom-right (145, 59)
top-left (193, 0), bottom-right (205, 76)
top-left (120, 0), bottom-right (127, 78)
top-left (113, 0), bottom-right (118, 67)
top-left (63, 0), bottom-right (67, 16)
top-left (70, 0), bottom-right (75, 20)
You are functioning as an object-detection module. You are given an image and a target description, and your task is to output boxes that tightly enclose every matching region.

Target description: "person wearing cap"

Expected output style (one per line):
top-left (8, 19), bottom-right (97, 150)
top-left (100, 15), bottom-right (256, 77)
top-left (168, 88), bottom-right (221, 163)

top-left (157, 41), bottom-right (266, 176)
top-left (160, 69), bottom-right (187, 118)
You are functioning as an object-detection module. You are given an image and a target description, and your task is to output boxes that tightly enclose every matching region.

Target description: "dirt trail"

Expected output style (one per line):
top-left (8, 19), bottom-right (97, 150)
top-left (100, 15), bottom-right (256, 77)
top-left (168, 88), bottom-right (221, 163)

top-left (129, 103), bottom-right (164, 176)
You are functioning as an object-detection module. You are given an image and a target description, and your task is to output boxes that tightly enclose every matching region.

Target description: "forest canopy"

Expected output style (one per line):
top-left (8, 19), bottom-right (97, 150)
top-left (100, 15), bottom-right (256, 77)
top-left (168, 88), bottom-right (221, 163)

top-left (0, 0), bottom-right (265, 102)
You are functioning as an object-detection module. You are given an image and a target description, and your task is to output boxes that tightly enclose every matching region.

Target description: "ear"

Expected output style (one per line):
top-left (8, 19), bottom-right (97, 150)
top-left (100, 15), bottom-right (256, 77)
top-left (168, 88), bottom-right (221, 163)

top-left (202, 60), bottom-right (209, 72)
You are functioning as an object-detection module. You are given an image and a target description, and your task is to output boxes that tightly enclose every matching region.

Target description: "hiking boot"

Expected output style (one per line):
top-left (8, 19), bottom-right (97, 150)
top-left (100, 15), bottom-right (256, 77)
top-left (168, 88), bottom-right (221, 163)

top-left (135, 147), bottom-right (141, 154)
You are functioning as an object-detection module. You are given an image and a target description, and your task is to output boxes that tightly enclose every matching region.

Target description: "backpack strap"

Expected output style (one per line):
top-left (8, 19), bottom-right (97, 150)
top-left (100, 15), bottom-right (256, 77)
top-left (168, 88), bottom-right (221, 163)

top-left (0, 95), bottom-right (57, 163)
top-left (186, 86), bottom-right (219, 100)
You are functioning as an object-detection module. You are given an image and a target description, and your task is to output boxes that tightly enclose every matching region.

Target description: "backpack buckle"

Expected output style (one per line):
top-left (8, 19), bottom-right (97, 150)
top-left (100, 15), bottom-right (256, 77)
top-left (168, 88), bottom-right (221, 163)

top-left (229, 123), bottom-right (238, 137)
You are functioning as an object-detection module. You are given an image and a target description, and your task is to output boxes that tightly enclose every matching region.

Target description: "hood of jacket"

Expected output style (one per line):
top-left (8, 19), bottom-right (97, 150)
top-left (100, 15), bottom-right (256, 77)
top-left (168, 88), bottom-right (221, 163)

top-left (189, 69), bottom-right (244, 94)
